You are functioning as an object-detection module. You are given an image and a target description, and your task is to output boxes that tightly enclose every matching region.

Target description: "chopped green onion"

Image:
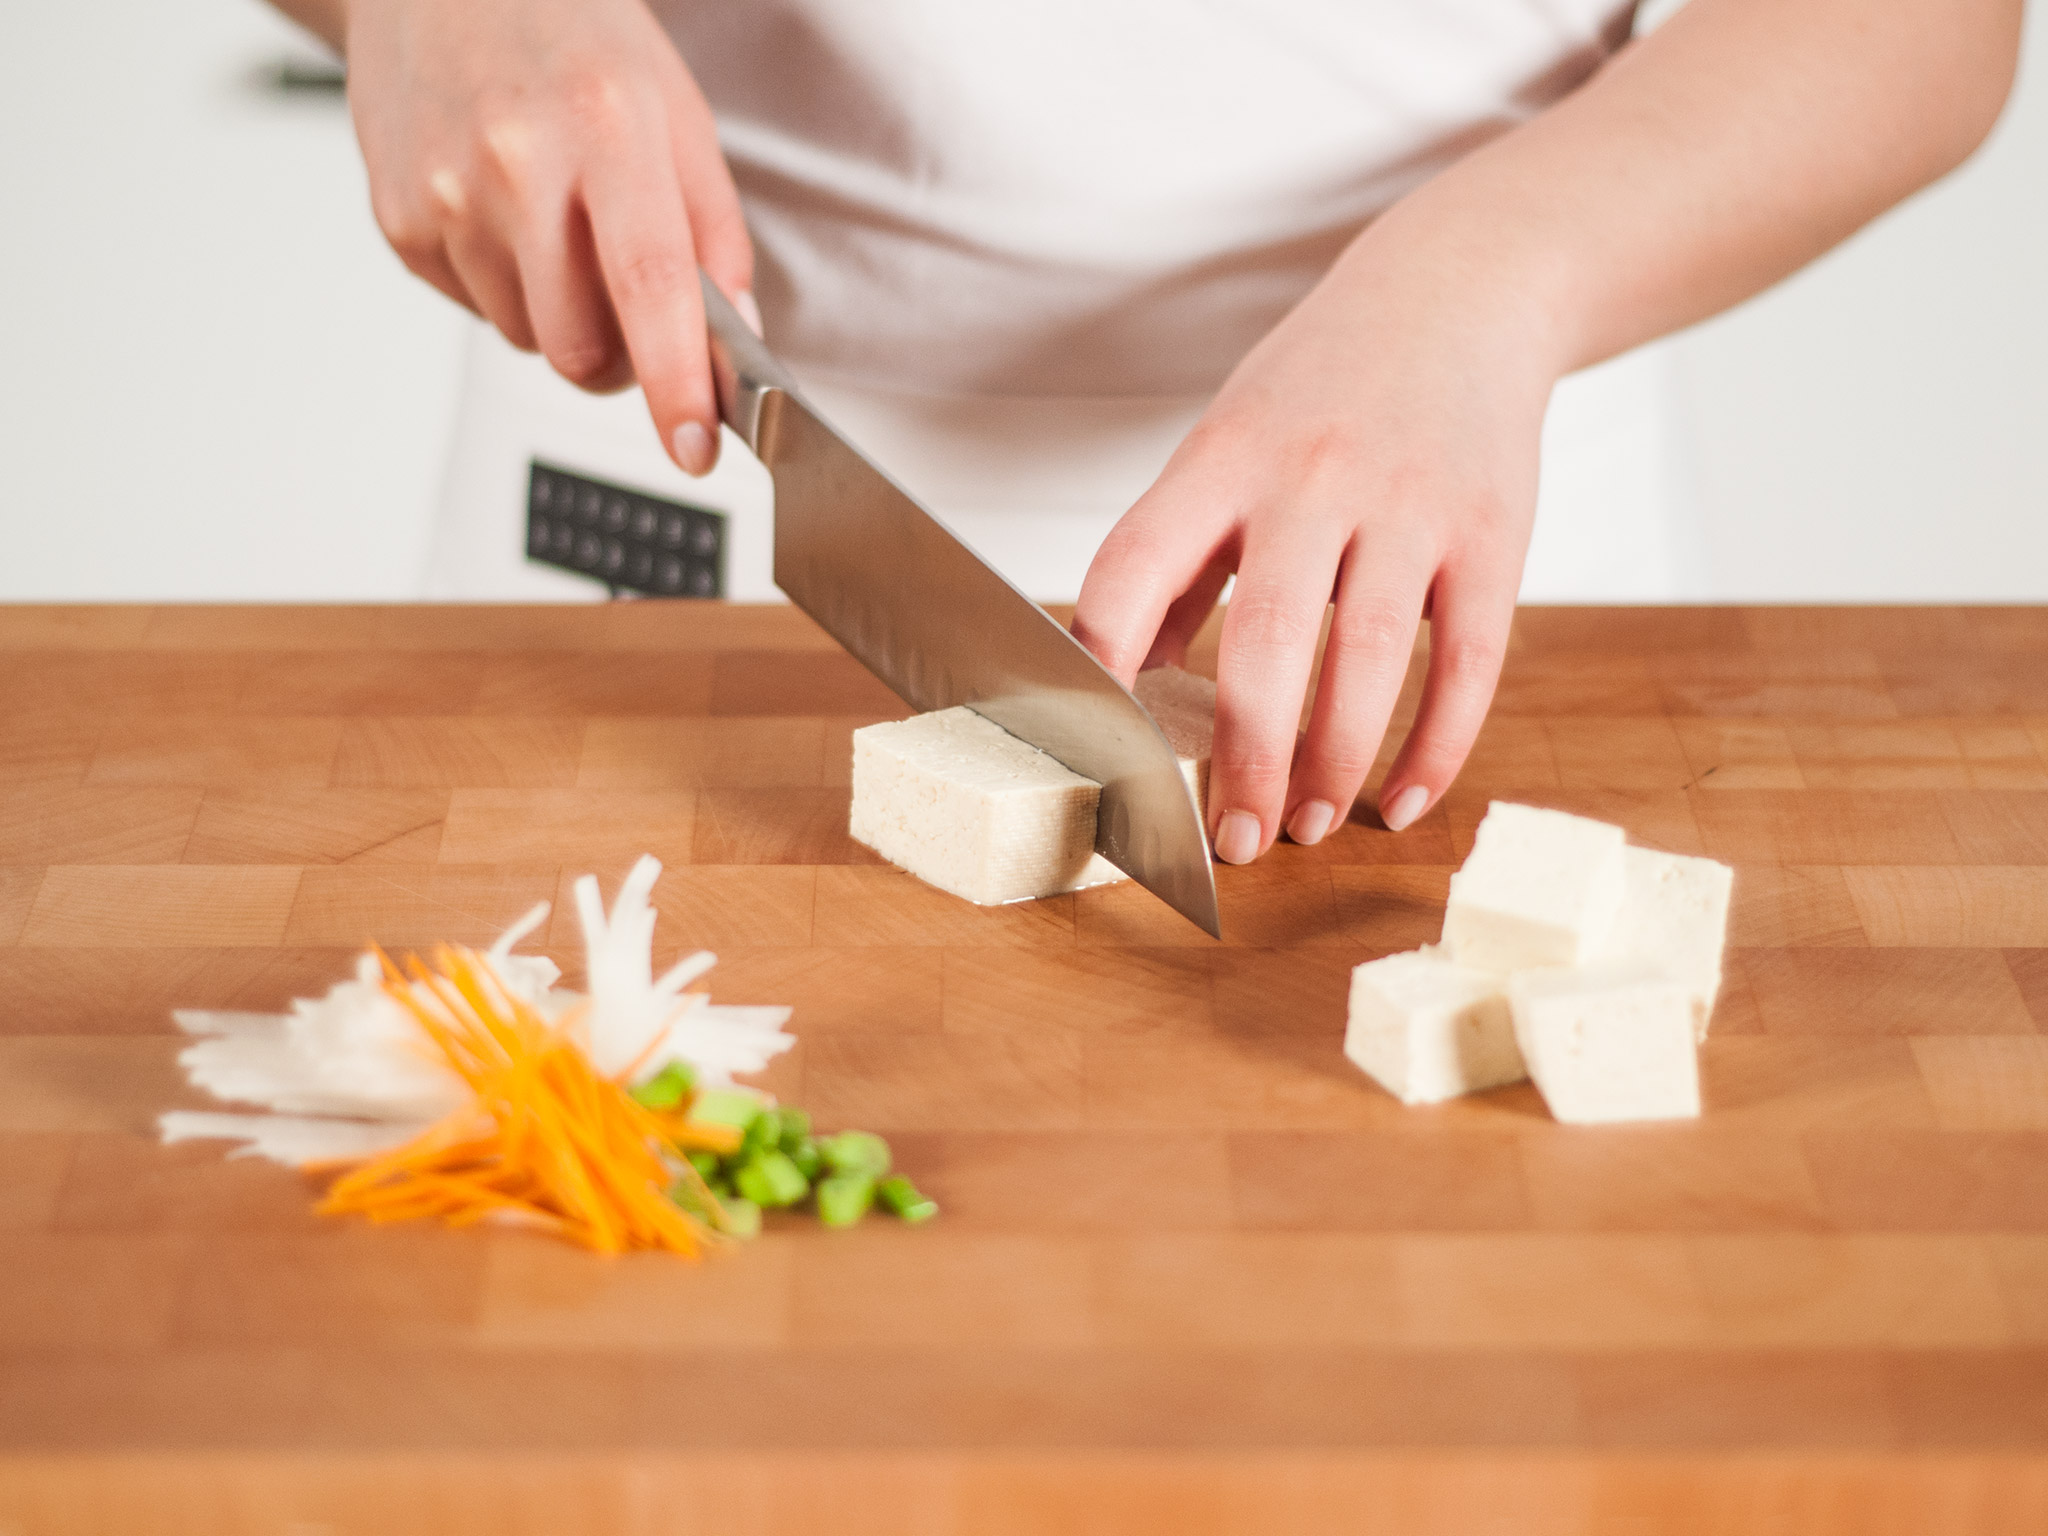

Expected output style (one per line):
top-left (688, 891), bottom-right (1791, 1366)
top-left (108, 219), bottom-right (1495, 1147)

top-left (683, 1149), bottom-right (722, 1183)
top-left (787, 1137), bottom-right (823, 1182)
top-left (687, 1087), bottom-right (766, 1132)
top-left (671, 1093), bottom-right (930, 1235)
top-left (715, 1197), bottom-right (762, 1239)
top-left (776, 1108), bottom-right (812, 1149)
top-left (629, 1060), bottom-right (697, 1111)
top-left (877, 1175), bottom-right (938, 1224)
top-left (733, 1149), bottom-right (809, 1209)
top-left (740, 1109), bottom-right (782, 1161)
top-left (821, 1130), bottom-right (891, 1179)
top-left (816, 1172), bottom-right (875, 1228)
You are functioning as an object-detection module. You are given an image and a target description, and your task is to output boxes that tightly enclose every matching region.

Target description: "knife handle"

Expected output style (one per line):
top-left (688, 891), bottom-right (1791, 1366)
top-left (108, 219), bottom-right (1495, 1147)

top-left (700, 272), bottom-right (801, 455)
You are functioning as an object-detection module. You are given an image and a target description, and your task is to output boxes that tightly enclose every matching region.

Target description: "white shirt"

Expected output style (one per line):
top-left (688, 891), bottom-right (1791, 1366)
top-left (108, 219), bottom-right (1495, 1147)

top-left (431, 1), bottom-right (1687, 602)
top-left (664, 0), bottom-right (1636, 395)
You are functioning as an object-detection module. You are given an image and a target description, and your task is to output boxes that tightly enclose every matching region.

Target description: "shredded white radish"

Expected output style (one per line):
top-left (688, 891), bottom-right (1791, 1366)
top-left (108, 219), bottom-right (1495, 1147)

top-left (160, 857), bottom-right (794, 1165)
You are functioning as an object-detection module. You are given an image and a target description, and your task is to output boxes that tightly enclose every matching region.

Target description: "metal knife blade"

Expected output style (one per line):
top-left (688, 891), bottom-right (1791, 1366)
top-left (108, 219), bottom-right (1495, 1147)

top-left (699, 275), bottom-right (1221, 937)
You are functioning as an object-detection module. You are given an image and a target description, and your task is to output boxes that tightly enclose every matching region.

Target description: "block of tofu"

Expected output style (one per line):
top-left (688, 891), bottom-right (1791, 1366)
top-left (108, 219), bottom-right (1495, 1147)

top-left (1344, 949), bottom-right (1524, 1105)
top-left (1443, 802), bottom-right (1627, 971)
top-left (849, 706), bottom-right (1119, 904)
top-left (1132, 665), bottom-right (1215, 816)
top-left (1508, 966), bottom-right (1701, 1124)
top-left (849, 670), bottom-right (1217, 907)
top-left (1602, 846), bottom-right (1734, 1042)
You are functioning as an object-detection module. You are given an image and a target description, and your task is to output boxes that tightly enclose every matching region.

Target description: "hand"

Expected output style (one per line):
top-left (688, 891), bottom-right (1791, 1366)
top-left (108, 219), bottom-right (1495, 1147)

top-left (1071, 217), bottom-right (1560, 863)
top-left (340, 0), bottom-right (753, 474)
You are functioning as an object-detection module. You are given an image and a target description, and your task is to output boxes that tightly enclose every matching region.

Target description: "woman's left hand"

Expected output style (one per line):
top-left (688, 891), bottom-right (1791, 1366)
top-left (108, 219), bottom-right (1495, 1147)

top-left (1073, 0), bottom-right (2021, 868)
top-left (1071, 216), bottom-right (1560, 864)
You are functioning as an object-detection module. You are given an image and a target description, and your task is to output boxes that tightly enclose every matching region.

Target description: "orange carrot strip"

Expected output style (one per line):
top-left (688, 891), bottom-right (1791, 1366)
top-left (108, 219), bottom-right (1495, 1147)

top-left (309, 944), bottom-right (719, 1258)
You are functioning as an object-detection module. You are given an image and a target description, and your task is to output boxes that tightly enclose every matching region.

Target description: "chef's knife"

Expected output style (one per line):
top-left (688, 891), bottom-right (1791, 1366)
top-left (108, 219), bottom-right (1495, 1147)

top-left (699, 275), bottom-right (1222, 938)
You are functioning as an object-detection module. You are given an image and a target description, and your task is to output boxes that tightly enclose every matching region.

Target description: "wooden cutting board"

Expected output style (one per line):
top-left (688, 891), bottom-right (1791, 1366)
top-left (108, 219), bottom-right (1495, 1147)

top-left (2, 602), bottom-right (2045, 1534)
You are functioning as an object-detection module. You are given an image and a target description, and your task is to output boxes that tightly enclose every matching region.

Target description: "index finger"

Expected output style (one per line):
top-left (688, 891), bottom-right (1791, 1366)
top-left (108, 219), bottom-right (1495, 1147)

top-left (1206, 516), bottom-right (1348, 863)
top-left (581, 111), bottom-right (719, 476)
top-left (1072, 454), bottom-right (1238, 685)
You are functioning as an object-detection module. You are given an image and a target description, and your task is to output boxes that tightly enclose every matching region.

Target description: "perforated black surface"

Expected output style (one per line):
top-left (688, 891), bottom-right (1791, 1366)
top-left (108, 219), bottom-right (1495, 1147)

top-left (525, 460), bottom-right (726, 598)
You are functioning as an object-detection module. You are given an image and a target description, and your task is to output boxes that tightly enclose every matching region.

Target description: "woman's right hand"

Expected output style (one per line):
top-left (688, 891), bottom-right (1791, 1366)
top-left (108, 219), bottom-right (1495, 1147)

top-left (340, 0), bottom-right (753, 475)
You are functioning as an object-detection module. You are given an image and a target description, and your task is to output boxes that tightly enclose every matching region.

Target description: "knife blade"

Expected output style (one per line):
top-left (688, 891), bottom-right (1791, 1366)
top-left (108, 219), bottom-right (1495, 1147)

top-left (699, 275), bottom-right (1222, 938)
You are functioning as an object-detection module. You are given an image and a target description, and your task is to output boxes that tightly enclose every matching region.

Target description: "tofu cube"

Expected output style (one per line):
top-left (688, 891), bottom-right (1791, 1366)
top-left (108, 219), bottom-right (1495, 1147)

top-left (849, 671), bottom-right (1217, 907)
top-left (1344, 949), bottom-right (1524, 1105)
top-left (1508, 966), bottom-right (1701, 1124)
top-left (1133, 665), bottom-right (1216, 817)
top-left (1444, 802), bottom-right (1627, 970)
top-left (849, 706), bottom-right (1119, 904)
top-left (1602, 846), bottom-right (1734, 1042)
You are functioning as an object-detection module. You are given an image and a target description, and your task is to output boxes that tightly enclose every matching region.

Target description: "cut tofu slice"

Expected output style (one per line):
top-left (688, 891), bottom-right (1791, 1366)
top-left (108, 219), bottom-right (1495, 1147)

top-left (1601, 846), bottom-right (1734, 1042)
top-left (848, 669), bottom-right (1215, 907)
top-left (1443, 802), bottom-right (1627, 971)
top-left (1508, 966), bottom-right (1701, 1124)
top-left (1344, 949), bottom-right (1524, 1105)
top-left (850, 706), bottom-right (1118, 904)
top-left (1132, 665), bottom-right (1215, 817)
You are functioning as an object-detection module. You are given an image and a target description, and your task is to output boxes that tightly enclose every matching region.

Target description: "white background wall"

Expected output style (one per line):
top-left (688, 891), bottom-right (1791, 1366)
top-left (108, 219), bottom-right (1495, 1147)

top-left (2, 2), bottom-right (464, 601)
top-left (2, 1), bottom-right (2043, 602)
top-left (1668, 7), bottom-right (2048, 599)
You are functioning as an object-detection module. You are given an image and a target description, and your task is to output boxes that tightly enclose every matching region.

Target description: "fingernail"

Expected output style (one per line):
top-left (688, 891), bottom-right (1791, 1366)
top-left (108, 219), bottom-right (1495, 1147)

top-left (1382, 784), bottom-right (1429, 832)
top-left (672, 421), bottom-right (715, 476)
top-left (734, 290), bottom-right (764, 337)
top-left (1214, 809), bottom-right (1262, 866)
top-left (1286, 799), bottom-right (1336, 846)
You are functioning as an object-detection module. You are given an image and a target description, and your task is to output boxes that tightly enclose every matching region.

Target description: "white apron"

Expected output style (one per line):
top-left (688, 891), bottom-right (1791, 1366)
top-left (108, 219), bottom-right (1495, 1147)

top-left (428, 0), bottom-right (1690, 603)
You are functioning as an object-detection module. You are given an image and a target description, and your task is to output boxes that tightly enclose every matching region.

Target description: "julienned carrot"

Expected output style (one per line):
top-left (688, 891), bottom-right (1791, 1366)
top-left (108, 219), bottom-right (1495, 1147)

top-left (315, 945), bottom-right (722, 1258)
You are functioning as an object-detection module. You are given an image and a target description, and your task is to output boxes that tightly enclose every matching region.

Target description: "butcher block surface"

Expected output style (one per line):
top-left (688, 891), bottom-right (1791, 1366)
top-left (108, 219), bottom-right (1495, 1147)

top-left (2, 602), bottom-right (2046, 1533)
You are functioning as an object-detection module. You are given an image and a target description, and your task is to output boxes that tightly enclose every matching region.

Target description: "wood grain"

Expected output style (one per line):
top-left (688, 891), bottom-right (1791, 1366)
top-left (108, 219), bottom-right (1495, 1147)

top-left (0, 786), bottom-right (204, 865)
top-left (21, 867), bottom-right (301, 948)
top-left (87, 716), bottom-right (343, 787)
top-left (286, 864), bottom-right (564, 948)
top-left (0, 948), bottom-right (361, 1036)
top-left (576, 717), bottom-right (830, 789)
top-left (439, 788), bottom-right (697, 865)
top-left (331, 717), bottom-right (585, 788)
top-left (2, 602), bottom-right (2046, 1533)
top-left (182, 787), bottom-right (450, 865)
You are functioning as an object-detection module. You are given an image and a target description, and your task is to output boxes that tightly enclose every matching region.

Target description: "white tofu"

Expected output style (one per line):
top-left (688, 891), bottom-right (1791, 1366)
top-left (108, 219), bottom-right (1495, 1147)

top-left (1133, 665), bottom-right (1215, 817)
top-left (1508, 966), bottom-right (1701, 1124)
top-left (1443, 802), bottom-right (1627, 971)
top-left (1344, 949), bottom-right (1524, 1105)
top-left (848, 671), bottom-right (1217, 907)
top-left (1602, 846), bottom-right (1734, 1042)
top-left (849, 707), bottom-right (1118, 904)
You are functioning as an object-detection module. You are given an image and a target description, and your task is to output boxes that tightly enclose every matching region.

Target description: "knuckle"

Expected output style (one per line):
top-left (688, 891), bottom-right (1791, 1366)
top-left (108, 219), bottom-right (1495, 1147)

top-left (557, 69), bottom-right (634, 139)
top-left (1178, 409), bottom-right (1257, 469)
top-left (549, 339), bottom-right (619, 389)
top-left (1328, 603), bottom-right (1412, 670)
top-left (1213, 748), bottom-right (1291, 798)
top-left (1069, 617), bottom-right (1142, 679)
top-left (1435, 632), bottom-right (1506, 697)
top-left (378, 207), bottom-right (436, 261)
top-left (1228, 591), bottom-right (1320, 656)
top-left (476, 116), bottom-right (540, 197)
top-left (371, 178), bottom-right (443, 250)
top-left (421, 164), bottom-right (473, 221)
top-left (610, 242), bottom-right (693, 301)
top-left (1443, 497), bottom-right (1519, 565)
top-left (1292, 421), bottom-right (1365, 485)
top-left (692, 195), bottom-right (751, 253)
top-left (1316, 747), bottom-right (1378, 784)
